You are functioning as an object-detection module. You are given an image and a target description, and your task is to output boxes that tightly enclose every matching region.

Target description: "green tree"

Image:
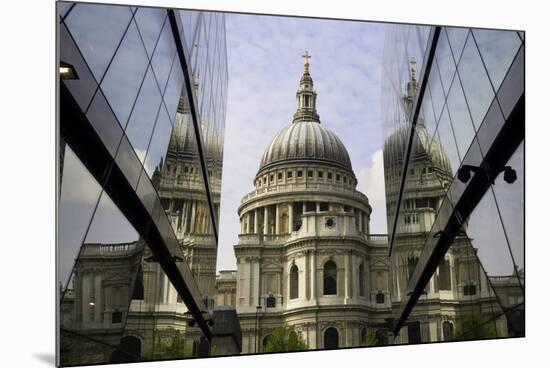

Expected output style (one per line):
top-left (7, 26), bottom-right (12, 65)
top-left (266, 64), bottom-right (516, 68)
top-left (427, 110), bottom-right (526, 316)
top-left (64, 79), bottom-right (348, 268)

top-left (453, 312), bottom-right (498, 341)
top-left (264, 324), bottom-right (308, 353)
top-left (143, 328), bottom-right (190, 360)
top-left (361, 328), bottom-right (379, 347)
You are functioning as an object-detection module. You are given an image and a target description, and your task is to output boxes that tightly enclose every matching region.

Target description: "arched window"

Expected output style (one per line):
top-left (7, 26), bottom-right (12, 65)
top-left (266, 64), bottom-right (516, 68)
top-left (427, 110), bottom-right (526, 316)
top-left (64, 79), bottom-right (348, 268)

top-left (438, 258), bottom-right (451, 290)
top-left (358, 262), bottom-right (365, 296)
top-left (290, 265), bottom-right (299, 299)
top-left (323, 260), bottom-right (337, 295)
top-left (324, 327), bottom-right (339, 349)
top-left (442, 321), bottom-right (454, 341)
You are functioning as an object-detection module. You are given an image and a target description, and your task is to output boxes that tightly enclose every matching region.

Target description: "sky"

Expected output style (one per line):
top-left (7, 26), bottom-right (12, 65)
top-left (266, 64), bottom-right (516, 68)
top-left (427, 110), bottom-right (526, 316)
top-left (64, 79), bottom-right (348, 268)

top-left (216, 13), bottom-right (388, 271)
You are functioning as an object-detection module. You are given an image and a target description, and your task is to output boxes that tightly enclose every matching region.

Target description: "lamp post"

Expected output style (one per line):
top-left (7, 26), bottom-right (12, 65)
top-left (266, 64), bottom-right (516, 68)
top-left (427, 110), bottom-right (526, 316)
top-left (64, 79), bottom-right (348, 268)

top-left (255, 305), bottom-right (262, 353)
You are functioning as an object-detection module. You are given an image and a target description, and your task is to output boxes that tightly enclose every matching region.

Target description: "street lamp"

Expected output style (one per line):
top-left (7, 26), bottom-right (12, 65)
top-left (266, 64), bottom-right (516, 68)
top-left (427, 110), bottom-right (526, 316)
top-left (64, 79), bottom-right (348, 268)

top-left (255, 305), bottom-right (262, 353)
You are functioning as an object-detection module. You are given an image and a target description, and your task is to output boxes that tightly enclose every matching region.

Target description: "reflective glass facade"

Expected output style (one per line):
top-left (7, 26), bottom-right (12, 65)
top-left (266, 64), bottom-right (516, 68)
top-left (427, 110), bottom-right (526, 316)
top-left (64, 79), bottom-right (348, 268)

top-left (382, 25), bottom-right (524, 343)
top-left (57, 2), bottom-right (227, 365)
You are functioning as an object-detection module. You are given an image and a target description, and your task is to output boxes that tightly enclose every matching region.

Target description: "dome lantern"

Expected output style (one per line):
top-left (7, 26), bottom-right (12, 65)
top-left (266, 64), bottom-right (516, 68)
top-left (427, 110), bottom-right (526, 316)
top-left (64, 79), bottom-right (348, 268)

top-left (293, 51), bottom-right (320, 123)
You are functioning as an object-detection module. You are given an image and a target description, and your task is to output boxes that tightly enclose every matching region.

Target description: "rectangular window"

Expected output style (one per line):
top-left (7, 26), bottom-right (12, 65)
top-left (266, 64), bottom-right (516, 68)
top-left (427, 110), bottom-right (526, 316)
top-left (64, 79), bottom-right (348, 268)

top-left (287, 171), bottom-right (293, 178)
top-left (305, 201), bottom-right (316, 212)
top-left (327, 172), bottom-right (333, 180)
top-left (336, 174), bottom-right (340, 181)
top-left (184, 166), bottom-right (189, 173)
top-left (270, 174), bottom-right (274, 182)
top-left (343, 176), bottom-right (347, 183)
top-left (318, 171), bottom-right (323, 179)
top-left (320, 202), bottom-right (329, 211)
top-left (297, 170), bottom-right (303, 178)
top-left (111, 311), bottom-right (122, 324)
top-left (307, 170), bottom-right (313, 178)
top-left (376, 292), bottom-right (385, 304)
top-left (278, 172), bottom-right (283, 180)
top-left (464, 284), bottom-right (477, 295)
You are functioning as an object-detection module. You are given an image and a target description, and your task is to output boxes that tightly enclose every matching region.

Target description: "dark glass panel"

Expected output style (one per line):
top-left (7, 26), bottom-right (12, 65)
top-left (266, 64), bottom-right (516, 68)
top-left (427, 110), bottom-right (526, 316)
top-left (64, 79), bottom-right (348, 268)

top-left (64, 3), bottom-right (132, 81)
top-left (114, 136), bottom-right (142, 190)
top-left (496, 46), bottom-right (524, 119)
top-left (60, 23), bottom-right (98, 112)
top-left (86, 89), bottom-right (124, 157)
top-left (144, 107), bottom-right (174, 178)
top-left (475, 96), bottom-right (505, 157)
top-left (100, 20), bottom-right (149, 129)
top-left (473, 29), bottom-right (522, 92)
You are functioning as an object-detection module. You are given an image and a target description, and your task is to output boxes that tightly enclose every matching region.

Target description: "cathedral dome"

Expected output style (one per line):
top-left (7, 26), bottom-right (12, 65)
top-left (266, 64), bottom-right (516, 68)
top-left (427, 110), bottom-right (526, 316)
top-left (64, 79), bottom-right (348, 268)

top-left (259, 121), bottom-right (353, 173)
top-left (383, 121), bottom-right (453, 175)
top-left (258, 51), bottom-right (353, 174)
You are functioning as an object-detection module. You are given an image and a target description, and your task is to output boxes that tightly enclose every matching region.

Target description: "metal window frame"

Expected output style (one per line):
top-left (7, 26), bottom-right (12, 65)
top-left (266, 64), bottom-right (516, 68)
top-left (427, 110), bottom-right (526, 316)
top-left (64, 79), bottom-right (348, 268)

top-left (390, 37), bottom-right (525, 335)
top-left (58, 6), bottom-right (228, 341)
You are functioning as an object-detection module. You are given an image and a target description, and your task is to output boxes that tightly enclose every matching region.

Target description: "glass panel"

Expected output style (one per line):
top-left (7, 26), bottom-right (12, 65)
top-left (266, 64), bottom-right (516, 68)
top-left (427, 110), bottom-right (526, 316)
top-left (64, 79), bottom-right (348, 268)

top-left (421, 87), bottom-right (438, 139)
top-left (60, 190), bottom-right (145, 366)
top-left (125, 67), bottom-right (163, 163)
top-left (434, 107), bottom-right (461, 175)
top-left (472, 29), bottom-right (522, 92)
top-left (100, 20), bottom-right (149, 129)
top-left (114, 135), bottom-right (142, 190)
top-left (144, 106), bottom-right (174, 178)
top-left (445, 73), bottom-right (476, 160)
top-left (457, 33), bottom-right (495, 130)
top-left (59, 23), bottom-right (98, 112)
top-left (58, 146), bottom-right (103, 289)
top-left (134, 7), bottom-right (167, 58)
top-left (497, 45), bottom-right (524, 119)
top-left (64, 3), bottom-right (133, 81)
top-left (163, 59), bottom-right (185, 122)
top-left (179, 10), bottom-right (201, 52)
top-left (58, 2), bottom-right (74, 19)
top-left (151, 19), bottom-right (177, 92)
top-left (445, 27), bottom-right (469, 62)
top-left (435, 31), bottom-right (456, 96)
top-left (475, 96), bottom-right (505, 157)
top-left (490, 142), bottom-right (524, 288)
top-left (86, 89), bottom-right (124, 157)
top-left (427, 63), bottom-right (446, 126)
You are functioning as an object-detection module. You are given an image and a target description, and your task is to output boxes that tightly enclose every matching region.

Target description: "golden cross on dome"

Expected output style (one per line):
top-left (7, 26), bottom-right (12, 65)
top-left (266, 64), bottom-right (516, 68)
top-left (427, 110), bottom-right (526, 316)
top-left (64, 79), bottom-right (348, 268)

top-left (302, 51), bottom-right (311, 71)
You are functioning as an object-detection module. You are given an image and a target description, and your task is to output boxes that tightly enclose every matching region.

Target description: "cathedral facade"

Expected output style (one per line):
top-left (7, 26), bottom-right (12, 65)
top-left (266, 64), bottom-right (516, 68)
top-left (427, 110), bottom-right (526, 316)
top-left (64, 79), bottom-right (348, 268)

top-left (223, 55), bottom-right (516, 353)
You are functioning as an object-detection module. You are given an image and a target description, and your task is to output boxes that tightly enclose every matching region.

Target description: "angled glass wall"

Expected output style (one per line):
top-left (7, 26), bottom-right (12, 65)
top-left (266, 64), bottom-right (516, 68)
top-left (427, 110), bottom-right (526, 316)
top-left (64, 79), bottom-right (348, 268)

top-left (382, 24), bottom-right (524, 344)
top-left (57, 2), bottom-right (227, 366)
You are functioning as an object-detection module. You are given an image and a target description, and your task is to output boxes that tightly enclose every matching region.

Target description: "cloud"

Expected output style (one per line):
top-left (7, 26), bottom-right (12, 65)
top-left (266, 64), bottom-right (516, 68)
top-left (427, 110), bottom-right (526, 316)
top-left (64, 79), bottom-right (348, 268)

top-left (356, 150), bottom-right (387, 234)
top-left (216, 14), bottom-right (387, 271)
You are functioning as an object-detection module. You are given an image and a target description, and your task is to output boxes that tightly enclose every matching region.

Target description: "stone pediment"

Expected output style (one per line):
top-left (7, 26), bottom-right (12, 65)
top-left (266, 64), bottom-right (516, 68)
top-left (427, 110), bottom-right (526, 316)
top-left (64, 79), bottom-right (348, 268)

top-left (370, 257), bottom-right (389, 267)
top-left (103, 272), bottom-right (132, 285)
top-left (262, 260), bottom-right (283, 272)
